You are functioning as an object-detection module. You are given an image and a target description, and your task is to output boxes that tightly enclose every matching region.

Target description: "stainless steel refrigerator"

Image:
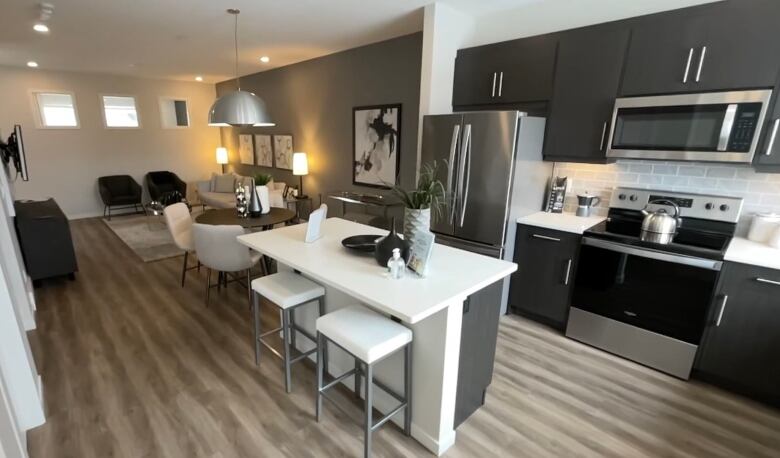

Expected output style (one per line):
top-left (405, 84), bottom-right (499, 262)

top-left (420, 111), bottom-right (551, 314)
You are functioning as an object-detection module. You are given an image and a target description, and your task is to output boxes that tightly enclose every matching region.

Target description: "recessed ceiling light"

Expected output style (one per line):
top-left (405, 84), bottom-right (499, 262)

top-left (195, 76), bottom-right (203, 82)
top-left (33, 23), bottom-right (49, 33)
top-left (259, 56), bottom-right (270, 63)
top-left (27, 61), bottom-right (39, 68)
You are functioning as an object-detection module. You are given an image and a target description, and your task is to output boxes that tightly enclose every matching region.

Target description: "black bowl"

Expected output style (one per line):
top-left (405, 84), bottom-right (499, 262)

top-left (341, 235), bottom-right (380, 253)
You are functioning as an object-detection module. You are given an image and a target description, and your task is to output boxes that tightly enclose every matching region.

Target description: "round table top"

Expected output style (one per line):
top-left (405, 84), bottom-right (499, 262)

top-left (195, 207), bottom-right (296, 229)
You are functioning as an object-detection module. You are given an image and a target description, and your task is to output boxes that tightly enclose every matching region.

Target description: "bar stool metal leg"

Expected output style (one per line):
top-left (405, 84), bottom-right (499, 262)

top-left (354, 359), bottom-right (361, 398)
top-left (364, 363), bottom-right (373, 458)
top-left (318, 297), bottom-right (328, 374)
top-left (253, 292), bottom-right (261, 366)
top-left (316, 331), bottom-right (324, 422)
top-left (282, 309), bottom-right (292, 393)
top-left (404, 342), bottom-right (412, 436)
top-left (290, 307), bottom-right (297, 349)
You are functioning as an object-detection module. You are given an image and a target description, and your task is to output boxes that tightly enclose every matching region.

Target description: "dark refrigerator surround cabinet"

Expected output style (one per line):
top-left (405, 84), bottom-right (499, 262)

top-left (452, 0), bottom-right (780, 170)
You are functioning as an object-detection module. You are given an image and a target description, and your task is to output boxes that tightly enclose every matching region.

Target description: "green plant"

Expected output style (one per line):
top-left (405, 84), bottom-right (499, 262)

top-left (391, 160), bottom-right (447, 220)
top-left (254, 173), bottom-right (273, 186)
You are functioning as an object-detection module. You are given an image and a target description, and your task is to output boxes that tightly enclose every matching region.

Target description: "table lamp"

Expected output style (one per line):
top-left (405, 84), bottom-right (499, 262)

top-left (292, 151), bottom-right (309, 199)
top-left (216, 147), bottom-right (228, 173)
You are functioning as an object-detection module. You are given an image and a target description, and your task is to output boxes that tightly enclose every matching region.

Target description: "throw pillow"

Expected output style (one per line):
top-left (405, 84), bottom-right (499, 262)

top-left (209, 172), bottom-right (217, 192)
top-left (214, 174), bottom-right (236, 193)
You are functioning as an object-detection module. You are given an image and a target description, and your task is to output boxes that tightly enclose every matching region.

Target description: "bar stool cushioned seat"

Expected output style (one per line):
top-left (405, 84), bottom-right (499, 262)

top-left (252, 272), bottom-right (325, 309)
top-left (316, 306), bottom-right (412, 363)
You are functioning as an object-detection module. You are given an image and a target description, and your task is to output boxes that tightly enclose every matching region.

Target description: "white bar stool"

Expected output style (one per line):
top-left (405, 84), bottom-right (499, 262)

top-left (315, 306), bottom-right (412, 458)
top-left (251, 271), bottom-right (326, 393)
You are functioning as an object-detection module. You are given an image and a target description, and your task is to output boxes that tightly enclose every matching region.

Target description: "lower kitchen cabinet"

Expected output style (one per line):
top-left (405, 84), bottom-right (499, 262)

top-left (695, 262), bottom-right (780, 406)
top-left (455, 280), bottom-right (503, 428)
top-left (508, 224), bottom-right (580, 329)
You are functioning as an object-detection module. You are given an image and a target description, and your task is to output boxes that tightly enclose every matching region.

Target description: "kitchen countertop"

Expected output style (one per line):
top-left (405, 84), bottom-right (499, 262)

top-left (517, 211), bottom-right (606, 235)
top-left (725, 237), bottom-right (780, 271)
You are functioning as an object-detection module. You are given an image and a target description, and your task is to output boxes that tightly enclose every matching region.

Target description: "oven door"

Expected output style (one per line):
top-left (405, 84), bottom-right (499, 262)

top-left (606, 90), bottom-right (772, 163)
top-left (571, 237), bottom-right (722, 346)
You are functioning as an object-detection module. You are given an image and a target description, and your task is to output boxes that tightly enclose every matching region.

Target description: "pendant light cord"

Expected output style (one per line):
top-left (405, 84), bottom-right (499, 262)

top-left (234, 11), bottom-right (240, 90)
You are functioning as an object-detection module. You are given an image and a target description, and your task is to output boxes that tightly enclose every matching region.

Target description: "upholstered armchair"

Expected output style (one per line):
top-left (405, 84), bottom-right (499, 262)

top-left (98, 175), bottom-right (143, 220)
top-left (146, 171), bottom-right (187, 204)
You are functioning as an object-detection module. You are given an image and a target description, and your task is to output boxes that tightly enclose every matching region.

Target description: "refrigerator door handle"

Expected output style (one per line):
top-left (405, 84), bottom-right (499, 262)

top-left (459, 124), bottom-right (472, 227)
top-left (447, 124), bottom-right (460, 224)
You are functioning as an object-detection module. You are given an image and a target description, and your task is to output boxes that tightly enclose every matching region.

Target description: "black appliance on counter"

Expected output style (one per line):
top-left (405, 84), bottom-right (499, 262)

top-left (566, 187), bottom-right (743, 379)
top-left (14, 199), bottom-right (78, 282)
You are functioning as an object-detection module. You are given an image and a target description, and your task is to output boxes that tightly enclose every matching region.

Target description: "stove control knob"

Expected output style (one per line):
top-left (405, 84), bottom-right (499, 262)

top-left (705, 203), bottom-right (714, 210)
top-left (618, 193), bottom-right (627, 201)
top-left (720, 204), bottom-right (730, 212)
top-left (629, 194), bottom-right (638, 202)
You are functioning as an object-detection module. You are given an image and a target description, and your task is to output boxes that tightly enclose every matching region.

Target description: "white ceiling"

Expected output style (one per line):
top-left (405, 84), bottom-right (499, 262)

top-left (0, 0), bottom-right (539, 83)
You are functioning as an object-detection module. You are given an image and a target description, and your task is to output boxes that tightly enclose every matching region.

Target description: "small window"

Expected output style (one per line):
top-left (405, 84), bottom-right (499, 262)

top-left (101, 95), bottom-right (140, 128)
top-left (159, 97), bottom-right (190, 128)
top-left (34, 92), bottom-right (79, 128)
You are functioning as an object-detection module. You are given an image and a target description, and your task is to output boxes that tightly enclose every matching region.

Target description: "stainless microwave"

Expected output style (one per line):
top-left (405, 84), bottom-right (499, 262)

top-left (606, 90), bottom-right (773, 163)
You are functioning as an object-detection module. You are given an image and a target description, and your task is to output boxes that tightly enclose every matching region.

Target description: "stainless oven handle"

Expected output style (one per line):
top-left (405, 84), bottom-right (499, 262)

top-left (563, 259), bottom-right (573, 286)
top-left (599, 121), bottom-right (608, 151)
top-left (532, 234), bottom-right (561, 242)
top-left (756, 277), bottom-right (780, 286)
top-left (582, 237), bottom-right (723, 271)
top-left (682, 48), bottom-right (694, 83)
top-left (695, 46), bottom-right (707, 83)
top-left (765, 119), bottom-right (779, 156)
top-left (715, 295), bottom-right (728, 327)
top-left (717, 104), bottom-right (737, 151)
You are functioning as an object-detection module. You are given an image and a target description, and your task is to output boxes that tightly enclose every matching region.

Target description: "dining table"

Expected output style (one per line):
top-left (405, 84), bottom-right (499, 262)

top-left (195, 207), bottom-right (296, 230)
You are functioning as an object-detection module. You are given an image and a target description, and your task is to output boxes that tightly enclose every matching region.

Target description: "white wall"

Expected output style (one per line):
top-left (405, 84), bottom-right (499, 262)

top-left (0, 66), bottom-right (222, 219)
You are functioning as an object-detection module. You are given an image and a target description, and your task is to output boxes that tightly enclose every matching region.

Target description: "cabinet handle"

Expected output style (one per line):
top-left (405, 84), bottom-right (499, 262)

top-left (532, 234), bottom-right (561, 242)
top-left (756, 277), bottom-right (780, 286)
top-left (491, 72), bottom-right (497, 98)
top-left (695, 46), bottom-right (707, 83)
top-left (563, 259), bottom-right (573, 286)
top-left (715, 294), bottom-right (728, 327)
top-left (765, 119), bottom-right (779, 156)
top-left (682, 48), bottom-right (694, 83)
top-left (599, 121), bottom-right (608, 151)
top-left (498, 71), bottom-right (504, 97)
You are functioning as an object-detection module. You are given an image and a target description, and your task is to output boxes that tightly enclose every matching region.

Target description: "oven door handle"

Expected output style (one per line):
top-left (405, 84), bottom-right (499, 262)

top-left (582, 237), bottom-right (723, 271)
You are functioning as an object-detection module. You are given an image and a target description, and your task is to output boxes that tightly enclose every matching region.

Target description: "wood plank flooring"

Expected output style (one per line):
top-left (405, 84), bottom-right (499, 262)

top-left (26, 217), bottom-right (780, 457)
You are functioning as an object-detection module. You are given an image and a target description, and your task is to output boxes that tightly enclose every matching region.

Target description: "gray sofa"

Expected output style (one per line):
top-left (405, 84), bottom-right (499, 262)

top-left (196, 173), bottom-right (286, 209)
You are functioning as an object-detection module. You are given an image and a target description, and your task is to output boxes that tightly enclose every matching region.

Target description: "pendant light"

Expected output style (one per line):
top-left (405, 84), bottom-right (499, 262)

top-left (208, 9), bottom-right (274, 127)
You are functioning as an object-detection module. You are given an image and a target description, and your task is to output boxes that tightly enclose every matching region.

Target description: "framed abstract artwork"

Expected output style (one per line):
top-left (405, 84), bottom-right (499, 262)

top-left (254, 134), bottom-right (273, 167)
top-left (238, 134), bottom-right (254, 165)
top-left (273, 134), bottom-right (294, 170)
top-left (353, 104), bottom-right (401, 188)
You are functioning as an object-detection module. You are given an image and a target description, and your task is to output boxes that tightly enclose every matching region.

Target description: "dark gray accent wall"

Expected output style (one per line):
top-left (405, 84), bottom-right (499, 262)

top-left (216, 33), bottom-right (422, 217)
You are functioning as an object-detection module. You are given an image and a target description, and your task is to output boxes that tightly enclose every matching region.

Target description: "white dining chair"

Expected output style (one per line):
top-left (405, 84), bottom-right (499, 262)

top-left (192, 223), bottom-right (261, 307)
top-left (163, 202), bottom-right (198, 287)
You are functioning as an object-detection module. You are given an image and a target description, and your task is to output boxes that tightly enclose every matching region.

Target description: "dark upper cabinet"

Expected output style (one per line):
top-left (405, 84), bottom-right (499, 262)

top-left (452, 35), bottom-right (557, 108)
top-left (754, 91), bottom-right (780, 170)
top-left (543, 24), bottom-right (630, 163)
top-left (508, 224), bottom-right (580, 329)
top-left (696, 262), bottom-right (780, 407)
top-left (621, 0), bottom-right (780, 96)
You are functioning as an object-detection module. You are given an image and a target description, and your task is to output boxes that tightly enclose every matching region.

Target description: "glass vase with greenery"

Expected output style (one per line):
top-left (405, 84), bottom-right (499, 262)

top-left (254, 173), bottom-right (273, 186)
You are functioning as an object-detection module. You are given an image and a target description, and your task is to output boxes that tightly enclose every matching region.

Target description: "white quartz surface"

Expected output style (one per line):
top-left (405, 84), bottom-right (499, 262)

top-left (237, 218), bottom-right (518, 323)
top-left (517, 211), bottom-right (606, 235)
top-left (725, 237), bottom-right (780, 271)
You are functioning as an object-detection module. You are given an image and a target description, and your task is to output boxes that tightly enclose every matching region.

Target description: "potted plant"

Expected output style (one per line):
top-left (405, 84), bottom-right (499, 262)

top-left (391, 161), bottom-right (446, 250)
top-left (254, 173), bottom-right (273, 214)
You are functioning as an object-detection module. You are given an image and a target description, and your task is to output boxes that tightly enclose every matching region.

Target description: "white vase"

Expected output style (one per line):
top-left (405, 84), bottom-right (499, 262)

top-left (256, 186), bottom-right (271, 214)
top-left (403, 208), bottom-right (431, 251)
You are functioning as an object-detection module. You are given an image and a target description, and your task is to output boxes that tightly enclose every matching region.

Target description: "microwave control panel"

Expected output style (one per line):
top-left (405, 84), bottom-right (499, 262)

top-left (728, 103), bottom-right (762, 152)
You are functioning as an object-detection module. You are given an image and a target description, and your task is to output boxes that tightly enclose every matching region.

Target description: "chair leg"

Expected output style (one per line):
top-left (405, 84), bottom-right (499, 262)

top-left (316, 332), bottom-right (324, 422)
top-left (364, 363), bottom-right (373, 458)
top-left (181, 251), bottom-right (189, 287)
top-left (282, 309), bottom-right (292, 393)
top-left (197, 261), bottom-right (201, 273)
top-left (253, 291), bottom-right (261, 366)
top-left (107, 206), bottom-right (111, 221)
top-left (404, 343), bottom-right (412, 437)
top-left (217, 272), bottom-right (222, 292)
top-left (205, 268), bottom-right (212, 306)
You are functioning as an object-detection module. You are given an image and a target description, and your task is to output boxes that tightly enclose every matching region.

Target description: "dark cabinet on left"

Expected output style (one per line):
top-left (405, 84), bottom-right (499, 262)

top-left (508, 224), bottom-right (580, 330)
top-left (695, 261), bottom-right (780, 407)
top-left (14, 199), bottom-right (78, 282)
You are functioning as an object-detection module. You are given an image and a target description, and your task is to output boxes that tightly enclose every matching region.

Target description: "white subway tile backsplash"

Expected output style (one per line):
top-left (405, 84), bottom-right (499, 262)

top-left (553, 160), bottom-right (780, 229)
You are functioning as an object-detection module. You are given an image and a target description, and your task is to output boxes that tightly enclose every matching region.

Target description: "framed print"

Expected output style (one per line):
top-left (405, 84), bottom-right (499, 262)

top-left (273, 134), bottom-right (294, 170)
top-left (238, 134), bottom-right (254, 165)
top-left (254, 134), bottom-right (273, 167)
top-left (353, 104), bottom-right (401, 188)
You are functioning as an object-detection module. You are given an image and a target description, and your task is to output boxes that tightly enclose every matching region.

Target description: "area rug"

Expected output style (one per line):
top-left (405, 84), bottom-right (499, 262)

top-left (102, 214), bottom-right (183, 262)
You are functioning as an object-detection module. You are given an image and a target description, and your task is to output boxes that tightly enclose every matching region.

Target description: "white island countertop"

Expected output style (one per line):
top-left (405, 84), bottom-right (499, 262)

top-left (237, 218), bottom-right (518, 323)
top-left (725, 237), bottom-right (780, 271)
top-left (517, 211), bottom-right (606, 235)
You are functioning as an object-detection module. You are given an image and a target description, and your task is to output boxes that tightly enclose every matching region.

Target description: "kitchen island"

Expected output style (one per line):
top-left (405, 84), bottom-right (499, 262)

top-left (237, 218), bottom-right (517, 455)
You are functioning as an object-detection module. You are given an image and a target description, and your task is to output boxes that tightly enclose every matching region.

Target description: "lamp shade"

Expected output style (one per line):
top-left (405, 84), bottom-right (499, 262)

top-left (292, 152), bottom-right (309, 176)
top-left (216, 147), bottom-right (229, 164)
top-left (208, 90), bottom-right (275, 127)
